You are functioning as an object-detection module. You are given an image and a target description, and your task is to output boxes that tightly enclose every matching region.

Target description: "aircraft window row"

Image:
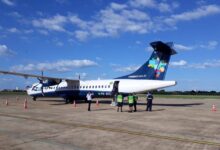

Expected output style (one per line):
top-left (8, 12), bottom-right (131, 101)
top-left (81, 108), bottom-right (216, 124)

top-left (49, 85), bottom-right (111, 89)
top-left (55, 85), bottom-right (111, 90)
top-left (80, 85), bottom-right (111, 89)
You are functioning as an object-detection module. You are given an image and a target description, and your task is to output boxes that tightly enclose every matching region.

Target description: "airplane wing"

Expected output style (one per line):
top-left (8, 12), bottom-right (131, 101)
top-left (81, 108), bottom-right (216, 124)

top-left (0, 70), bottom-right (79, 83)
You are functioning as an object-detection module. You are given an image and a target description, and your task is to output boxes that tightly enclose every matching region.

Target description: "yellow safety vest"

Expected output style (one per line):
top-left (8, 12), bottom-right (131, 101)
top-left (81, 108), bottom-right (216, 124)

top-left (117, 95), bottom-right (123, 103)
top-left (128, 96), bottom-right (134, 104)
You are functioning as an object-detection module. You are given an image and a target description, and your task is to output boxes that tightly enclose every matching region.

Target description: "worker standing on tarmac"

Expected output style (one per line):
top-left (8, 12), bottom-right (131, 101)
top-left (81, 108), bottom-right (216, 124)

top-left (128, 94), bottom-right (134, 113)
top-left (146, 92), bottom-right (153, 111)
top-left (86, 92), bottom-right (93, 111)
top-left (133, 93), bottom-right (138, 112)
top-left (117, 93), bottom-right (123, 112)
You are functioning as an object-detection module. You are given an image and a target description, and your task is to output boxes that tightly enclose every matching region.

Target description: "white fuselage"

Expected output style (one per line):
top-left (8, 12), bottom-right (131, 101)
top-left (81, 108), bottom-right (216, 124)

top-left (27, 79), bottom-right (176, 98)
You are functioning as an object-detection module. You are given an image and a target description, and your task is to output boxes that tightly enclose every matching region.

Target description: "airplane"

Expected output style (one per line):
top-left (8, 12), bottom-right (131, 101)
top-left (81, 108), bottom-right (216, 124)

top-left (0, 41), bottom-right (177, 104)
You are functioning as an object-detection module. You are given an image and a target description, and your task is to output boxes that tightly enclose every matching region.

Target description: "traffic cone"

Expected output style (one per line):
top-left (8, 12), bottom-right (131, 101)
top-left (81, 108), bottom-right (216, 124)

top-left (96, 100), bottom-right (99, 107)
top-left (73, 100), bottom-right (76, 108)
top-left (5, 99), bottom-right (8, 106)
top-left (211, 104), bottom-right (217, 112)
top-left (24, 99), bottom-right (28, 109)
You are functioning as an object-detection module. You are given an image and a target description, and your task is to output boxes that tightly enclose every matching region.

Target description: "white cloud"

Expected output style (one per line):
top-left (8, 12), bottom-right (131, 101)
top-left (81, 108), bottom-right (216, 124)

top-left (165, 5), bottom-right (220, 25)
top-left (10, 59), bottom-right (98, 72)
top-left (145, 46), bottom-right (153, 52)
top-left (170, 60), bottom-right (187, 67)
top-left (200, 40), bottom-right (218, 49)
top-left (129, 0), bottom-right (156, 8)
top-left (30, 2), bottom-right (220, 41)
top-left (110, 2), bottom-right (127, 10)
top-left (1, 0), bottom-right (14, 6)
top-left (8, 11), bottom-right (22, 18)
top-left (174, 44), bottom-right (194, 51)
top-left (8, 27), bottom-right (20, 33)
top-left (114, 65), bottom-right (139, 72)
top-left (32, 15), bottom-right (67, 32)
top-left (69, 15), bottom-right (88, 29)
top-left (135, 40), bottom-right (142, 45)
top-left (129, 0), bottom-right (178, 12)
top-left (171, 60), bottom-right (220, 69)
top-left (187, 60), bottom-right (220, 69)
top-left (0, 44), bottom-right (15, 56)
top-left (74, 30), bottom-right (89, 41)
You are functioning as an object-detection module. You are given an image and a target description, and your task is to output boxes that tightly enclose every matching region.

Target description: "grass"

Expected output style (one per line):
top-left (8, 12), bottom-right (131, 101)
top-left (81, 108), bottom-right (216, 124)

top-left (0, 91), bottom-right (26, 96)
top-left (138, 94), bottom-right (220, 99)
top-left (1, 92), bottom-right (219, 99)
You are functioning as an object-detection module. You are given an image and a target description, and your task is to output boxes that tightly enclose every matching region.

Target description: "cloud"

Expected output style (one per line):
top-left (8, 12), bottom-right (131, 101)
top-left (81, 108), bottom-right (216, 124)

top-left (10, 59), bottom-right (98, 72)
top-left (200, 40), bottom-right (218, 50)
top-left (32, 15), bottom-right (67, 32)
top-left (31, 2), bottom-right (220, 41)
top-left (188, 60), bottom-right (220, 69)
top-left (171, 59), bottom-right (220, 69)
top-left (129, 0), bottom-right (179, 12)
top-left (170, 60), bottom-right (187, 67)
top-left (8, 27), bottom-right (20, 33)
top-left (174, 44), bottom-right (194, 51)
top-left (8, 11), bottom-right (22, 18)
top-left (74, 30), bottom-right (89, 41)
top-left (110, 2), bottom-right (127, 10)
top-left (113, 65), bottom-right (140, 72)
top-left (165, 5), bottom-right (220, 25)
top-left (129, 0), bottom-right (156, 8)
top-left (0, 44), bottom-right (15, 56)
top-left (1, 0), bottom-right (14, 6)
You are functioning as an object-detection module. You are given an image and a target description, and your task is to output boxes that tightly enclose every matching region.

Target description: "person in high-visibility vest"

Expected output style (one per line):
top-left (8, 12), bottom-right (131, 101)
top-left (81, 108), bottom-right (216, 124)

top-left (117, 93), bottom-right (123, 112)
top-left (133, 93), bottom-right (138, 112)
top-left (128, 94), bottom-right (134, 112)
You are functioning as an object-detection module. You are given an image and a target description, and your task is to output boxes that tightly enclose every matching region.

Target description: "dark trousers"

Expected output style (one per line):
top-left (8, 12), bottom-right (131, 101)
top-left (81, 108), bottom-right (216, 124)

top-left (146, 100), bottom-right (152, 111)
top-left (133, 100), bottom-right (137, 112)
top-left (88, 101), bottom-right (91, 111)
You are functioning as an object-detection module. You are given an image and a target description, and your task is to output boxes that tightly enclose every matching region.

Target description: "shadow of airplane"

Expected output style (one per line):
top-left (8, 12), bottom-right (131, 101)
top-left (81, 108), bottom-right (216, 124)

top-left (153, 103), bottom-right (204, 107)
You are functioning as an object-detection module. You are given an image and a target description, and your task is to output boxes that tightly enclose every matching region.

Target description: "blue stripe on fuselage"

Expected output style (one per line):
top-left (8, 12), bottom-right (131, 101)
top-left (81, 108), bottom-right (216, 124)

top-left (29, 90), bottom-right (124, 100)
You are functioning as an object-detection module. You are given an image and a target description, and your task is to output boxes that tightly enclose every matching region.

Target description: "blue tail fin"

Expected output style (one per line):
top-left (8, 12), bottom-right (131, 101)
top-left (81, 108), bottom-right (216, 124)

top-left (116, 41), bottom-right (177, 80)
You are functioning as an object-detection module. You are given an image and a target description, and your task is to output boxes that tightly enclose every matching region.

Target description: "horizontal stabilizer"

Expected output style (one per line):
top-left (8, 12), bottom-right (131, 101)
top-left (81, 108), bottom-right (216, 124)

top-left (150, 41), bottom-right (177, 55)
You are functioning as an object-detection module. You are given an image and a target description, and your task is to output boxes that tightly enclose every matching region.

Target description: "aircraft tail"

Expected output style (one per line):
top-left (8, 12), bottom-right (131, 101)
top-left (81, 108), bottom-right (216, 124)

top-left (116, 41), bottom-right (177, 80)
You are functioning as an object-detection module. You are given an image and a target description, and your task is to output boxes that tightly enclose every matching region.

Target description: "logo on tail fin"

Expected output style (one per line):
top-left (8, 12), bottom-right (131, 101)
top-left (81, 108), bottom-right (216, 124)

top-left (148, 57), bottom-right (167, 78)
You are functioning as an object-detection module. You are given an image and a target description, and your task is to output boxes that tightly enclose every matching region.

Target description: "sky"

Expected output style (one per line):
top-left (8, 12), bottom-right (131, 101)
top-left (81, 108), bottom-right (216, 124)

top-left (0, 0), bottom-right (220, 91)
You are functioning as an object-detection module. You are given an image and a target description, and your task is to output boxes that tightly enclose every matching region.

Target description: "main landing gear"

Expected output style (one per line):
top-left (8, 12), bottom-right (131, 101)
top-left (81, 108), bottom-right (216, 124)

top-left (32, 97), bottom-right (37, 101)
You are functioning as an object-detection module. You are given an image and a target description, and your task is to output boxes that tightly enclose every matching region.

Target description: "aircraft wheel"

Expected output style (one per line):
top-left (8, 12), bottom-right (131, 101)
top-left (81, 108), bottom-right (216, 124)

top-left (32, 97), bottom-right (36, 101)
top-left (65, 98), bottom-right (69, 104)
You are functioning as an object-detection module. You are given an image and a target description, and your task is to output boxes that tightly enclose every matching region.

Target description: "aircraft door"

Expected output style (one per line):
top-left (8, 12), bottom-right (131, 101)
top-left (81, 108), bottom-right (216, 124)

top-left (112, 81), bottom-right (119, 96)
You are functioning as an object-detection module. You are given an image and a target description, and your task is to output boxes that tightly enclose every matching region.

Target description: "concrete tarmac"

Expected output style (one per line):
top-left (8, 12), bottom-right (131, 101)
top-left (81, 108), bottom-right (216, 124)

top-left (0, 95), bottom-right (220, 150)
